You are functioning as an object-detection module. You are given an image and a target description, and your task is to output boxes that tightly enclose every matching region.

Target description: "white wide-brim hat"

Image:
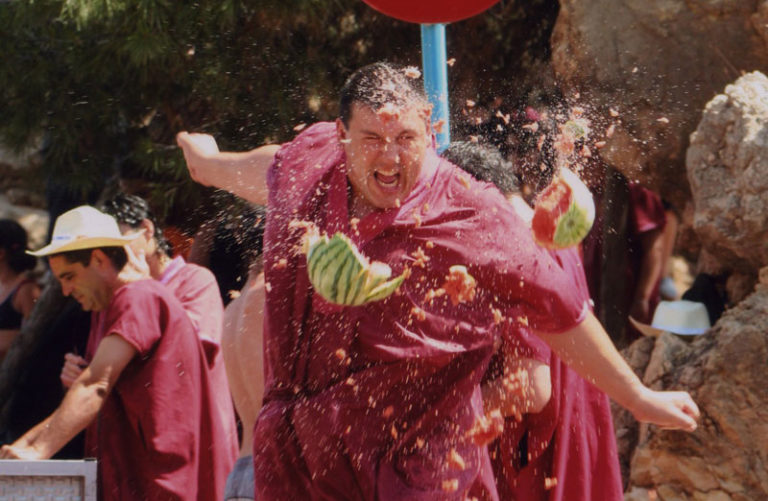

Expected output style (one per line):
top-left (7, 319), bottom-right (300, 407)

top-left (28, 205), bottom-right (140, 257)
top-left (630, 300), bottom-right (711, 337)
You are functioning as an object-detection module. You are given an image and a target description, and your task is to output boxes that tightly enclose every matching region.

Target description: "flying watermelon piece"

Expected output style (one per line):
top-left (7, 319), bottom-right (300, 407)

top-left (531, 168), bottom-right (595, 249)
top-left (305, 231), bottom-right (406, 306)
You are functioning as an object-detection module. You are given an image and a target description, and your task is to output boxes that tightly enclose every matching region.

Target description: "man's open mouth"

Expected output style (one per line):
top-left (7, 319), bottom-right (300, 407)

top-left (374, 170), bottom-right (400, 190)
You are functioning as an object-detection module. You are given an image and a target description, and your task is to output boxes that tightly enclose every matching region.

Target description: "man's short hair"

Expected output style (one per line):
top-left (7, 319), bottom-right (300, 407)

top-left (0, 219), bottom-right (37, 273)
top-left (339, 62), bottom-right (429, 128)
top-left (52, 246), bottom-right (128, 271)
top-left (102, 193), bottom-right (171, 255)
top-left (208, 204), bottom-right (267, 303)
top-left (442, 141), bottom-right (520, 196)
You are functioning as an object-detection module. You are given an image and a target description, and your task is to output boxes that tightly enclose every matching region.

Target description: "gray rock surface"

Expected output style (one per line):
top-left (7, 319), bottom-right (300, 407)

top-left (687, 71), bottom-right (768, 274)
top-left (551, 1), bottom-right (768, 210)
top-left (625, 280), bottom-right (768, 500)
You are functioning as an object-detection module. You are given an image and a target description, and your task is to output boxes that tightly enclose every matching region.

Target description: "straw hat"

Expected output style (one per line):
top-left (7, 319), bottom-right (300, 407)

top-left (630, 300), bottom-right (711, 338)
top-left (28, 205), bottom-right (140, 257)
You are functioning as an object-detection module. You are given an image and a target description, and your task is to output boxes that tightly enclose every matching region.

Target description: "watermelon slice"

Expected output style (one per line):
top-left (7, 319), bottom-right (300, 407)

top-left (531, 168), bottom-right (595, 249)
top-left (305, 231), bottom-right (406, 306)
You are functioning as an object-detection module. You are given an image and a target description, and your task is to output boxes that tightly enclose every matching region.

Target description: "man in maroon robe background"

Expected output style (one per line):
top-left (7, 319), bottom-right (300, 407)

top-left (443, 140), bottom-right (624, 500)
top-left (177, 62), bottom-right (699, 500)
top-left (1, 206), bottom-right (230, 501)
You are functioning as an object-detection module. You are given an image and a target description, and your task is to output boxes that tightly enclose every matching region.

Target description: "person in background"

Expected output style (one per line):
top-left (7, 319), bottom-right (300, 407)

top-left (0, 219), bottom-right (40, 362)
top-left (1, 206), bottom-right (232, 501)
top-left (220, 205), bottom-right (267, 501)
top-left (60, 194), bottom-right (239, 475)
top-left (658, 201), bottom-right (680, 300)
top-left (580, 166), bottom-right (667, 343)
top-left (0, 220), bottom-right (87, 459)
top-left (443, 141), bottom-right (623, 500)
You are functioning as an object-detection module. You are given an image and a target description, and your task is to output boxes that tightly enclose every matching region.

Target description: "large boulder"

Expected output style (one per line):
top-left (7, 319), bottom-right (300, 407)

top-left (551, 1), bottom-right (768, 210)
top-left (625, 276), bottom-right (768, 500)
top-left (687, 71), bottom-right (768, 274)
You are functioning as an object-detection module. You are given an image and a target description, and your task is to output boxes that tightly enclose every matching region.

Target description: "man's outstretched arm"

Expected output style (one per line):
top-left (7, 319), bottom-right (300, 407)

top-left (537, 312), bottom-right (700, 431)
top-left (176, 132), bottom-right (279, 205)
top-left (0, 335), bottom-right (136, 459)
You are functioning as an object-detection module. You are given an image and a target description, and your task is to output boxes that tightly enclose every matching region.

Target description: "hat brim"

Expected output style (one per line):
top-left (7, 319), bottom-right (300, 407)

top-left (629, 316), bottom-right (709, 337)
top-left (28, 234), bottom-right (140, 257)
top-left (629, 316), bottom-right (666, 338)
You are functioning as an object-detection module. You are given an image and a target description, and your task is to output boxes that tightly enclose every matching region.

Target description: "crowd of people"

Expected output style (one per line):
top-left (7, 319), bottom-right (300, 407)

top-left (0, 62), bottom-right (700, 501)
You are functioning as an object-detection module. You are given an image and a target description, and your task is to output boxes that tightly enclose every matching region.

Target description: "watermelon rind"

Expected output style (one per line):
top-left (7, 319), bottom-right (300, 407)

top-left (364, 274), bottom-right (406, 303)
top-left (305, 231), bottom-right (405, 305)
top-left (550, 168), bottom-right (595, 248)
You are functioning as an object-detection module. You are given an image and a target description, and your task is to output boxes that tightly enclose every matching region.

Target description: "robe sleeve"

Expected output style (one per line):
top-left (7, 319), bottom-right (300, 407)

top-left (102, 281), bottom-right (164, 356)
top-left (470, 186), bottom-right (590, 336)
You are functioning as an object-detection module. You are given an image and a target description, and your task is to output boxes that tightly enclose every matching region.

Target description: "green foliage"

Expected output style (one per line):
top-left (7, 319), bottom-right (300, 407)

top-left (0, 0), bottom-right (558, 227)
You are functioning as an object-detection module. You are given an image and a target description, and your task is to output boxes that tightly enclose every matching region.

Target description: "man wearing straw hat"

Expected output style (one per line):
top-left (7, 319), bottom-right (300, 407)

top-left (0, 206), bottom-right (231, 501)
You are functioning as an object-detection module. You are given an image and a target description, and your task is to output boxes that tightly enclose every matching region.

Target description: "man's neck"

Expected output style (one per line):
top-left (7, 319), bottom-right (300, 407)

top-left (348, 194), bottom-right (377, 220)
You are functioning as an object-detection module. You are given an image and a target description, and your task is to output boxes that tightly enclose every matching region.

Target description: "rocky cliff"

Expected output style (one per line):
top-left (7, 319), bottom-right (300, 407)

top-left (551, 0), bottom-right (768, 210)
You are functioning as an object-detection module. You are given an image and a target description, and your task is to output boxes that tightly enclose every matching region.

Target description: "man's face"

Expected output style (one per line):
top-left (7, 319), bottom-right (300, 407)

top-left (49, 253), bottom-right (111, 312)
top-left (338, 102), bottom-right (431, 212)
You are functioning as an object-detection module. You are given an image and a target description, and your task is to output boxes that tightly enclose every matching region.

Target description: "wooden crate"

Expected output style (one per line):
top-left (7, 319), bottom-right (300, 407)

top-left (0, 460), bottom-right (96, 501)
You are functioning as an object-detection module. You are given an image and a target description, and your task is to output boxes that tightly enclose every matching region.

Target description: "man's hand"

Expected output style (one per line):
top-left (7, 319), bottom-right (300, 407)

top-left (176, 131), bottom-right (220, 187)
top-left (629, 297), bottom-right (652, 324)
top-left (61, 352), bottom-right (88, 388)
top-left (118, 246), bottom-right (151, 283)
top-left (538, 312), bottom-right (701, 433)
top-left (631, 386), bottom-right (700, 432)
top-left (0, 443), bottom-right (44, 460)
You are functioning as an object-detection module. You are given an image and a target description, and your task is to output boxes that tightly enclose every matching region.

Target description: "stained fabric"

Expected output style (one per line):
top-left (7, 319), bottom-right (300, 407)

top-left (161, 258), bottom-right (239, 498)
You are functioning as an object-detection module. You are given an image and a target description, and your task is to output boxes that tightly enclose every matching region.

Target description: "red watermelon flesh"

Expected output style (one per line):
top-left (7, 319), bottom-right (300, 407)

top-left (532, 179), bottom-right (573, 244)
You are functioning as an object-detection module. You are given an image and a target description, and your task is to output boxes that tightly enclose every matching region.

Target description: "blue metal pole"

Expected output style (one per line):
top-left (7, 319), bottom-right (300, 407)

top-left (420, 23), bottom-right (450, 151)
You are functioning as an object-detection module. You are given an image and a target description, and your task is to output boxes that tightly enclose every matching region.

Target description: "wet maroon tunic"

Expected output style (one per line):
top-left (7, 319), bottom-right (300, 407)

top-left (254, 123), bottom-right (587, 500)
top-left (160, 257), bottom-right (238, 498)
top-left (85, 280), bottom-right (229, 500)
top-left (492, 247), bottom-right (623, 500)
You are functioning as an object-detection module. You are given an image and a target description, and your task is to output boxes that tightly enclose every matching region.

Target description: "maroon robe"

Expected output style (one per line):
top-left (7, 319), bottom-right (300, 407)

top-left (85, 280), bottom-right (230, 501)
top-left (492, 248), bottom-right (623, 500)
top-left (253, 122), bottom-right (587, 500)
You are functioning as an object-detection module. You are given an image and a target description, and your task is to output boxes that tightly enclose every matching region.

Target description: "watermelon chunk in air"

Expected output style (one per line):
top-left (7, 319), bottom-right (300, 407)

top-left (531, 168), bottom-right (595, 249)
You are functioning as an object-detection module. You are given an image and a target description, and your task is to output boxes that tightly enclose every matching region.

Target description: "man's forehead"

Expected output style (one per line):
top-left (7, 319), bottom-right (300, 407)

top-left (348, 102), bottom-right (429, 130)
top-left (49, 255), bottom-right (85, 274)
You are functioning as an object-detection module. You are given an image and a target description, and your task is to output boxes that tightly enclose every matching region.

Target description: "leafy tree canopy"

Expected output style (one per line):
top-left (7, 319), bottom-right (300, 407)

top-left (0, 0), bottom-right (557, 228)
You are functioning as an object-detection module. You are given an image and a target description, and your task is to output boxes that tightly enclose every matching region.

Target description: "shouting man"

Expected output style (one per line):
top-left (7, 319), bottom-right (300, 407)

top-left (177, 62), bottom-right (699, 500)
